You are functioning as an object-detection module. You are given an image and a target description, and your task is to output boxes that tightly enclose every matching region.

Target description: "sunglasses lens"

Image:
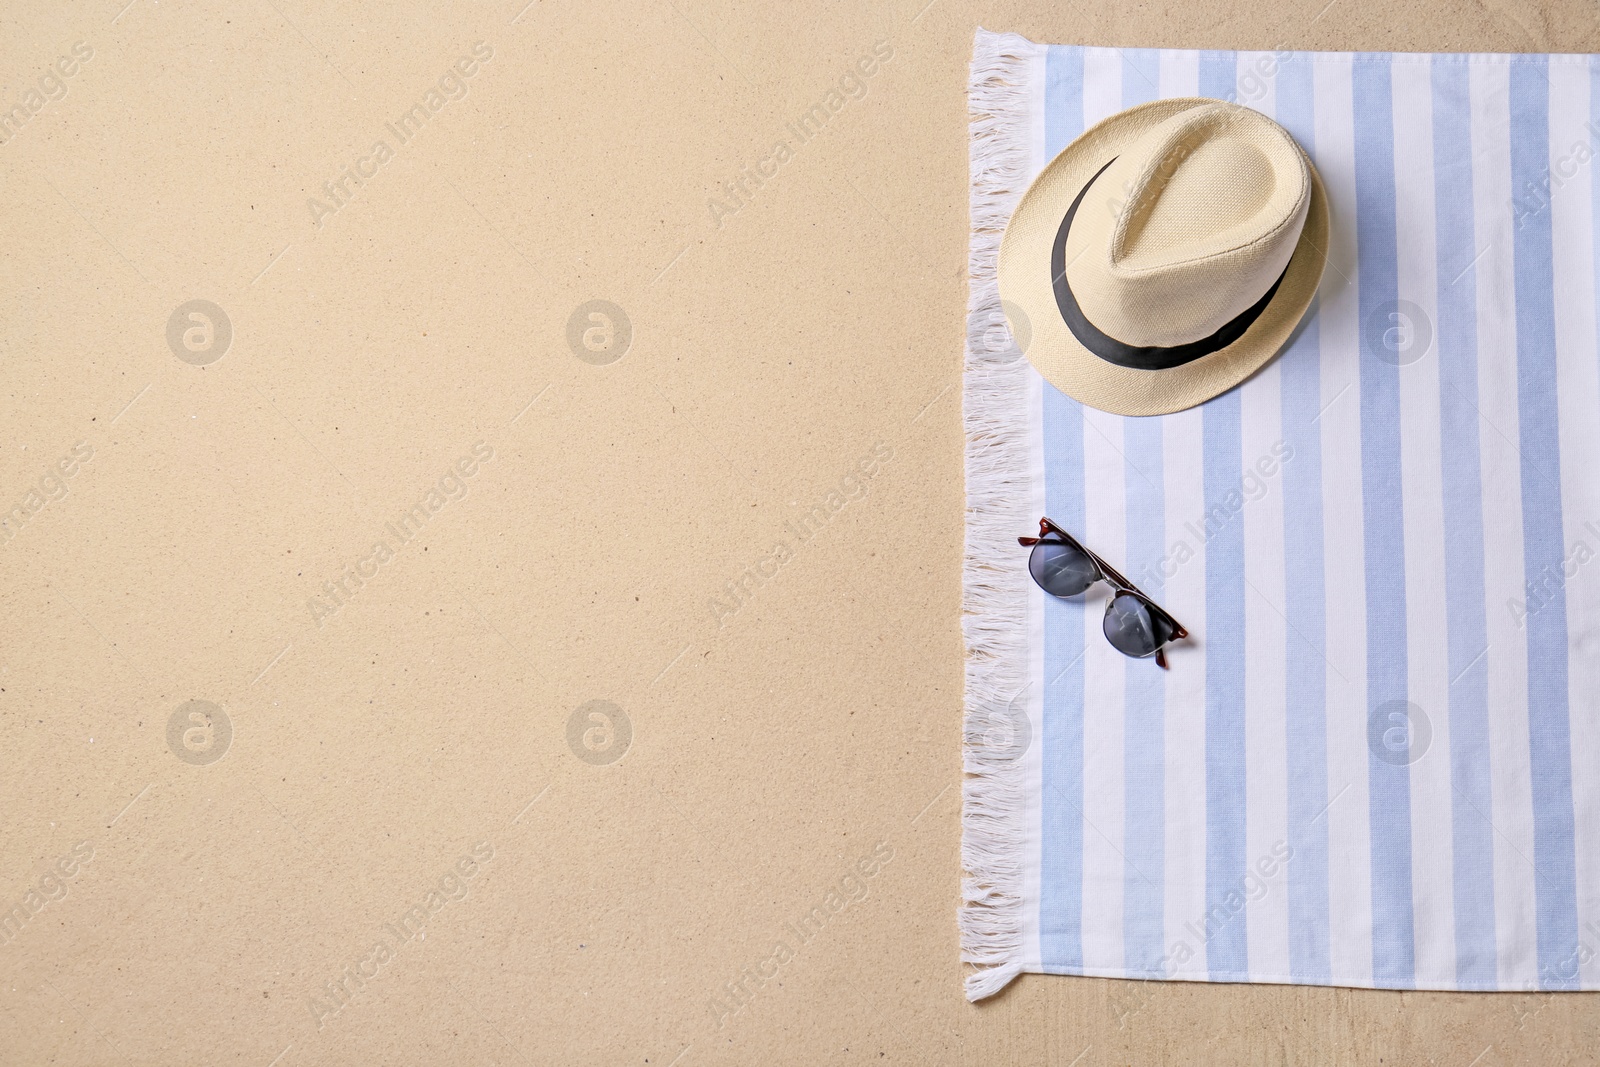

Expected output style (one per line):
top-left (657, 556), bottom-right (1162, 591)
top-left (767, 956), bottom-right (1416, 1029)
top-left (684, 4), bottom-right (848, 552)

top-left (1103, 593), bottom-right (1175, 659)
top-left (1029, 540), bottom-right (1098, 598)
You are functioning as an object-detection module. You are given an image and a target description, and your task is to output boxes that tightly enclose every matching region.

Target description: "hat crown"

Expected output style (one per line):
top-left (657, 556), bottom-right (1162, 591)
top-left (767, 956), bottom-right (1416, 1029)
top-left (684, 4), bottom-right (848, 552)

top-left (1064, 102), bottom-right (1311, 349)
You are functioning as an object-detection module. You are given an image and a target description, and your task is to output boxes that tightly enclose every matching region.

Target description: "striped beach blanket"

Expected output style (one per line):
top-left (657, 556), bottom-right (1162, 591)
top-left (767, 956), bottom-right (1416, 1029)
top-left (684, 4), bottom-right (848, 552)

top-left (962, 29), bottom-right (1600, 998)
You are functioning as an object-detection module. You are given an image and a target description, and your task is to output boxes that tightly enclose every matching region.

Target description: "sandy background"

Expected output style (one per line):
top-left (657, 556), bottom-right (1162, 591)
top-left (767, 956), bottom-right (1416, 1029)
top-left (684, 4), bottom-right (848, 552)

top-left (1, 0), bottom-right (1597, 1063)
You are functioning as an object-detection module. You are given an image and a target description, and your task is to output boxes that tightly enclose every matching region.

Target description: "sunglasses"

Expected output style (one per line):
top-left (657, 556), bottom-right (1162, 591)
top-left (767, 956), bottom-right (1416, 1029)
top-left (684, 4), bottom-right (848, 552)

top-left (1018, 517), bottom-right (1188, 669)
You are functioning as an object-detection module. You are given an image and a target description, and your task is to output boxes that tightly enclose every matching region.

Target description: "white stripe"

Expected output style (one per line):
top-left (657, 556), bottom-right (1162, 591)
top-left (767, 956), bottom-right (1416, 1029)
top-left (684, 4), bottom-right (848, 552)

top-left (1075, 48), bottom-right (1128, 977)
top-left (1546, 55), bottom-right (1600, 985)
top-left (1159, 49), bottom-right (1200, 103)
top-left (1238, 49), bottom-right (1293, 983)
top-left (1312, 51), bottom-right (1376, 987)
top-left (1241, 363), bottom-right (1292, 979)
top-left (1157, 47), bottom-right (1207, 980)
top-left (1236, 49), bottom-right (1273, 111)
top-left (1468, 55), bottom-right (1538, 988)
top-left (1390, 53), bottom-right (1458, 987)
top-left (1079, 406), bottom-right (1129, 973)
top-left (1083, 48), bottom-right (1124, 127)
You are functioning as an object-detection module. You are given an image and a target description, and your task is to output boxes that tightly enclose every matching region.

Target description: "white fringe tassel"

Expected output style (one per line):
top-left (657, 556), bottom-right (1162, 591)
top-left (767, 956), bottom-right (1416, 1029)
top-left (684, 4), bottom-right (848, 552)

top-left (960, 28), bottom-right (1040, 1003)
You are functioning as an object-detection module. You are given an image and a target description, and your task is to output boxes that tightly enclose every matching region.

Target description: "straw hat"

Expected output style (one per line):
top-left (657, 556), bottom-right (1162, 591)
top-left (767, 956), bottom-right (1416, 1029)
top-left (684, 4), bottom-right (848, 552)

top-left (998, 98), bottom-right (1328, 416)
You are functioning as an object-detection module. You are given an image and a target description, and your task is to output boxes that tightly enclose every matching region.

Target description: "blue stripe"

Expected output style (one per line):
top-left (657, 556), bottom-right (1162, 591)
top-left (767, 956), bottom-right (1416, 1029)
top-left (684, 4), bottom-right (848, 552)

top-left (1197, 49), bottom-right (1250, 980)
top-left (1123, 48), bottom-right (1161, 108)
top-left (1352, 51), bottom-right (1417, 989)
top-left (1429, 54), bottom-right (1499, 987)
top-left (1200, 393), bottom-right (1247, 980)
top-left (1594, 56), bottom-right (1600, 489)
top-left (1198, 51), bottom-right (1237, 103)
top-left (1117, 49), bottom-right (1168, 978)
top-left (1038, 43), bottom-right (1088, 972)
top-left (1272, 51), bottom-right (1334, 985)
top-left (1507, 56), bottom-right (1581, 991)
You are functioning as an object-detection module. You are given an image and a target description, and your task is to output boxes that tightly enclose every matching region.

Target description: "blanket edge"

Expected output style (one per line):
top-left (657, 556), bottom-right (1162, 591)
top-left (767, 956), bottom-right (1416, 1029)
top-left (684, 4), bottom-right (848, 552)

top-left (960, 27), bottom-right (1040, 1003)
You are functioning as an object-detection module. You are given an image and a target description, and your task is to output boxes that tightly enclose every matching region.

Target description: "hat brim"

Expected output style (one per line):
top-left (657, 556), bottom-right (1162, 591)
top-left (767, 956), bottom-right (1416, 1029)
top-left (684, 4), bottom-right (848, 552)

top-left (998, 98), bottom-right (1329, 417)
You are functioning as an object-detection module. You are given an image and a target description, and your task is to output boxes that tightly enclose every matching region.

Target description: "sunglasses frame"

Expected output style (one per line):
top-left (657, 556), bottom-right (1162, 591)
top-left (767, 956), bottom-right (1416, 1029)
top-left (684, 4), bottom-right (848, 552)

top-left (1018, 517), bottom-right (1189, 669)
